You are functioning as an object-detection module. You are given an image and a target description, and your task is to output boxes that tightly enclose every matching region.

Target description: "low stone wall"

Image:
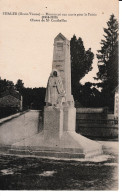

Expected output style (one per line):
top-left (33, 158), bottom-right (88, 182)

top-left (0, 107), bottom-right (19, 119)
top-left (0, 110), bottom-right (28, 125)
top-left (76, 109), bottom-right (118, 139)
top-left (76, 107), bottom-right (108, 114)
top-left (0, 110), bottom-right (41, 146)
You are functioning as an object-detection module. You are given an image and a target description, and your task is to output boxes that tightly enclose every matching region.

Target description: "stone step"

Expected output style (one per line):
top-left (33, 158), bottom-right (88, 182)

top-left (8, 148), bottom-right (102, 159)
top-left (10, 145), bottom-right (84, 153)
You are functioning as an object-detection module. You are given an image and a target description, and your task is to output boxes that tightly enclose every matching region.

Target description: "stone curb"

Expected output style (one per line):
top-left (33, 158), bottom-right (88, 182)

top-left (0, 110), bottom-right (30, 125)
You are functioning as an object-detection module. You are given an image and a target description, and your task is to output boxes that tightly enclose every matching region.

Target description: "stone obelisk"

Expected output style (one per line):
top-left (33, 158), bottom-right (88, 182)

top-left (44, 33), bottom-right (76, 140)
top-left (52, 33), bottom-right (74, 105)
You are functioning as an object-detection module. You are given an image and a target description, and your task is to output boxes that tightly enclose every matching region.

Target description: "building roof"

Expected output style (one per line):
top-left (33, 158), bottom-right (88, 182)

top-left (0, 90), bottom-right (21, 100)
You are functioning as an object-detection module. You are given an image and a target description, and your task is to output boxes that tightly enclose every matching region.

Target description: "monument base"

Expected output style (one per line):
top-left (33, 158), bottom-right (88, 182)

top-left (10, 131), bottom-right (102, 158)
top-left (10, 107), bottom-right (102, 159)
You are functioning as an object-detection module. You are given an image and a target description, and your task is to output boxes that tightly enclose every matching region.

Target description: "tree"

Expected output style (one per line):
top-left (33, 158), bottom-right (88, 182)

top-left (21, 87), bottom-right (46, 110)
top-left (0, 78), bottom-right (14, 95)
top-left (96, 14), bottom-right (118, 91)
top-left (15, 79), bottom-right (24, 93)
top-left (96, 14), bottom-right (118, 110)
top-left (70, 35), bottom-right (94, 101)
top-left (79, 82), bottom-right (102, 108)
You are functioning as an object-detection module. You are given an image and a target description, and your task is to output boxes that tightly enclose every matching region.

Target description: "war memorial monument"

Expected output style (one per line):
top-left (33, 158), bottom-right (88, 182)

top-left (8, 33), bottom-right (102, 159)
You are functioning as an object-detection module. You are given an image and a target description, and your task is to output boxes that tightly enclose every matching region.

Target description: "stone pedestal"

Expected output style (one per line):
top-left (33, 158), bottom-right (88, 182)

top-left (44, 106), bottom-right (76, 139)
top-left (44, 106), bottom-right (63, 140)
top-left (63, 107), bottom-right (76, 132)
top-left (43, 106), bottom-right (76, 139)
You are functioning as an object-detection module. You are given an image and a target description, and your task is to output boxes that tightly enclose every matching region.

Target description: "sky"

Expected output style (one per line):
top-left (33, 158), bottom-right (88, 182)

top-left (0, 0), bottom-right (119, 88)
